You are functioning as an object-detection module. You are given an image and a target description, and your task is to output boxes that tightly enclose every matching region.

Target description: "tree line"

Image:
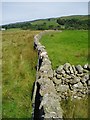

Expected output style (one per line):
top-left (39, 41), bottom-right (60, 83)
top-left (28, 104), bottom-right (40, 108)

top-left (2, 16), bottom-right (88, 30)
top-left (57, 18), bottom-right (88, 30)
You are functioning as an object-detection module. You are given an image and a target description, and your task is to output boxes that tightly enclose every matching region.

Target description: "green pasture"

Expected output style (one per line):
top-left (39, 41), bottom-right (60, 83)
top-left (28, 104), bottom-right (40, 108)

top-left (41, 30), bottom-right (88, 69)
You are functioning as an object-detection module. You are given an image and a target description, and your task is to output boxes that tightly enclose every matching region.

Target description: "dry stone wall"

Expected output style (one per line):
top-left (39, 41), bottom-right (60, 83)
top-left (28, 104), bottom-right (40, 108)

top-left (32, 30), bottom-right (63, 120)
top-left (32, 30), bottom-right (90, 119)
top-left (54, 63), bottom-right (90, 100)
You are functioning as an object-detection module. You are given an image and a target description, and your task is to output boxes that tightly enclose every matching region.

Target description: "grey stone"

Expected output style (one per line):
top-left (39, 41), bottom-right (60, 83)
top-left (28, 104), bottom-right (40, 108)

top-left (38, 46), bottom-right (45, 51)
top-left (73, 82), bottom-right (83, 89)
top-left (40, 64), bottom-right (52, 72)
top-left (72, 65), bottom-right (77, 75)
top-left (39, 72), bottom-right (48, 79)
top-left (83, 82), bottom-right (87, 87)
top-left (80, 74), bottom-right (89, 83)
top-left (56, 65), bottom-right (63, 74)
top-left (64, 78), bottom-right (70, 84)
top-left (73, 95), bottom-right (78, 99)
top-left (63, 63), bottom-right (71, 74)
top-left (69, 84), bottom-right (73, 90)
top-left (61, 77), bottom-right (66, 84)
top-left (81, 77), bottom-right (87, 83)
top-left (65, 74), bottom-right (72, 79)
top-left (83, 69), bottom-right (89, 73)
top-left (63, 63), bottom-right (71, 69)
top-left (39, 51), bottom-right (48, 59)
top-left (53, 77), bottom-right (62, 85)
top-left (56, 74), bottom-right (62, 79)
top-left (76, 65), bottom-right (83, 74)
top-left (84, 74), bottom-right (89, 80)
top-left (76, 73), bottom-right (84, 77)
top-left (40, 93), bottom-right (63, 118)
top-left (88, 80), bottom-right (90, 86)
top-left (69, 66), bottom-right (74, 74)
top-left (83, 63), bottom-right (88, 69)
top-left (88, 64), bottom-right (90, 70)
top-left (56, 84), bottom-right (69, 93)
top-left (48, 70), bottom-right (53, 79)
top-left (61, 70), bottom-right (65, 75)
top-left (66, 70), bottom-right (70, 74)
top-left (69, 77), bottom-right (80, 84)
top-left (53, 70), bottom-right (57, 77)
top-left (37, 78), bottom-right (56, 96)
top-left (42, 58), bottom-right (51, 65)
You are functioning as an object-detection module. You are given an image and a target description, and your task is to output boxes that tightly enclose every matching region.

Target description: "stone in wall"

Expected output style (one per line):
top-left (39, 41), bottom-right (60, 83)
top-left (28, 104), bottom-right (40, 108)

top-left (53, 63), bottom-right (89, 100)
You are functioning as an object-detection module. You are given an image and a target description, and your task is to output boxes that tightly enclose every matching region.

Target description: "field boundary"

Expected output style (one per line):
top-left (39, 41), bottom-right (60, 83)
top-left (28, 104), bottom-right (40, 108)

top-left (32, 30), bottom-right (89, 119)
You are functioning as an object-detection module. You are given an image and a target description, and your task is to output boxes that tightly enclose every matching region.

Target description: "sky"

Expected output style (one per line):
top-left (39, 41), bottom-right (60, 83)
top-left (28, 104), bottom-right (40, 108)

top-left (1, 2), bottom-right (88, 25)
top-left (1, 0), bottom-right (89, 2)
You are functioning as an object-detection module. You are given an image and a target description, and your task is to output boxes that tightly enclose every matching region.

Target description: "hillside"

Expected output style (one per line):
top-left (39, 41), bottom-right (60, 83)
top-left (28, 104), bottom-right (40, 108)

top-left (2, 15), bottom-right (88, 30)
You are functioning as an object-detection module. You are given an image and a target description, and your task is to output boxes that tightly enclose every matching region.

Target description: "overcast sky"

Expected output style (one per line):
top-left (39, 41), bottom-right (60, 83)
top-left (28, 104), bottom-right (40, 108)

top-left (2, 0), bottom-right (89, 2)
top-left (2, 2), bottom-right (88, 25)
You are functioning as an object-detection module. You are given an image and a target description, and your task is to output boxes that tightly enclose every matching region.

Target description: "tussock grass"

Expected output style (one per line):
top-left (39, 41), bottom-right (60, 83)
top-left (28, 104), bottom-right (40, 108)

top-left (41, 30), bottom-right (88, 69)
top-left (61, 95), bottom-right (88, 118)
top-left (2, 29), bottom-right (39, 118)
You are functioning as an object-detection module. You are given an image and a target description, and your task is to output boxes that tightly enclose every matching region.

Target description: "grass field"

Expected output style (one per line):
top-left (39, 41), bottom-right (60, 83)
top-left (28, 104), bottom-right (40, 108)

top-left (40, 30), bottom-right (88, 69)
top-left (31, 18), bottom-right (59, 28)
top-left (2, 29), bottom-right (89, 118)
top-left (40, 30), bottom-right (88, 118)
top-left (2, 29), bottom-right (39, 118)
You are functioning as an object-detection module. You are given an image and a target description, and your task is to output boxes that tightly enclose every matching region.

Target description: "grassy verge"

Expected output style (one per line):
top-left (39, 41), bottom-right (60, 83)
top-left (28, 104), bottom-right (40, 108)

top-left (40, 30), bottom-right (88, 69)
top-left (2, 29), bottom-right (39, 118)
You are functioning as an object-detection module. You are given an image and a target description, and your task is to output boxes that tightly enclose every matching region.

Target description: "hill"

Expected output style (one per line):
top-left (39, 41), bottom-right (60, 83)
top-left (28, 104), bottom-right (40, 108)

top-left (2, 15), bottom-right (88, 30)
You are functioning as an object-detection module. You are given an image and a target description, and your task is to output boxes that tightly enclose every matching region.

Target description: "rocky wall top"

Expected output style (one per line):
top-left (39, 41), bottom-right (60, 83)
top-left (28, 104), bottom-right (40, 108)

top-left (33, 30), bottom-right (63, 119)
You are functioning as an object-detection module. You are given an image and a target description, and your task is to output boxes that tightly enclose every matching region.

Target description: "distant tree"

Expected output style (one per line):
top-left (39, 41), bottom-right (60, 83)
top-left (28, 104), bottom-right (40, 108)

top-left (48, 25), bottom-right (54, 29)
top-left (2, 16), bottom-right (88, 30)
top-left (57, 19), bottom-right (65, 25)
top-left (48, 19), bottom-right (51, 21)
top-left (43, 22), bottom-right (46, 25)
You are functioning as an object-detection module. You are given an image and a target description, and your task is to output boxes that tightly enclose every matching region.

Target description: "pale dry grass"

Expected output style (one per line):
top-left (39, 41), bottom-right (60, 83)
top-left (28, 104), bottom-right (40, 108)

top-left (2, 29), bottom-right (40, 118)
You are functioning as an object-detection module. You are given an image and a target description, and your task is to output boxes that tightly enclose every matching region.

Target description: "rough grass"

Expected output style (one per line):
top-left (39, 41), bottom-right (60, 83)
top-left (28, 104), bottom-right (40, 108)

top-left (2, 29), bottom-right (39, 118)
top-left (40, 30), bottom-right (88, 69)
top-left (0, 31), bottom-right (2, 119)
top-left (61, 95), bottom-right (88, 118)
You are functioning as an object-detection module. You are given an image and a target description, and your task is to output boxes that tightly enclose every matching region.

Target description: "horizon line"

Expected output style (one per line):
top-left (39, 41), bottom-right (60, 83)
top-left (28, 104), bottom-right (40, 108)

top-left (1, 14), bottom-right (88, 26)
